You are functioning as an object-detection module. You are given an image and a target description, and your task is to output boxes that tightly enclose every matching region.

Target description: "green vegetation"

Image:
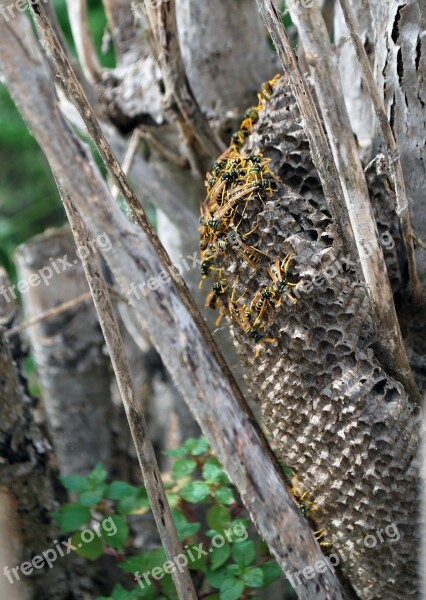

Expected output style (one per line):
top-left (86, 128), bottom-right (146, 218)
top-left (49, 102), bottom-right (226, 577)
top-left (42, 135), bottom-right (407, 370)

top-left (55, 437), bottom-right (290, 600)
top-left (0, 0), bottom-right (115, 277)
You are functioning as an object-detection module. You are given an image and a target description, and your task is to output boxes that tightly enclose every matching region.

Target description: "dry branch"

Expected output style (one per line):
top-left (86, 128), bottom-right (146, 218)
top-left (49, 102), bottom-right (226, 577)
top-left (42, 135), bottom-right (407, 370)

top-left (0, 7), bottom-right (347, 598)
top-left (338, 0), bottom-right (422, 304)
top-left (59, 201), bottom-right (197, 600)
top-left (65, 0), bottom-right (101, 83)
top-left (143, 0), bottom-right (224, 174)
top-left (281, 0), bottom-right (421, 403)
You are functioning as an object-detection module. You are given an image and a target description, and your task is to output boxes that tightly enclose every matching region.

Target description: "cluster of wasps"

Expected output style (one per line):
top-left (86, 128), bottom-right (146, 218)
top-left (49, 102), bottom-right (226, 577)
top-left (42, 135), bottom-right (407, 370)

top-left (199, 74), bottom-right (299, 356)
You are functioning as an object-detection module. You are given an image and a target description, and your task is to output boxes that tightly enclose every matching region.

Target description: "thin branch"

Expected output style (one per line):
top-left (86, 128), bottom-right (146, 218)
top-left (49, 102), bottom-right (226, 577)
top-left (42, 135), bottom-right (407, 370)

top-left (338, 0), bottom-right (423, 304)
top-left (282, 0), bottom-right (420, 403)
top-left (65, 0), bottom-right (102, 83)
top-left (60, 200), bottom-right (198, 600)
top-left (101, 0), bottom-right (141, 59)
top-left (58, 95), bottom-right (198, 236)
top-left (144, 0), bottom-right (225, 174)
top-left (2, 7), bottom-right (348, 597)
top-left (254, 0), bottom-right (356, 260)
top-left (111, 128), bottom-right (142, 200)
top-left (138, 126), bottom-right (189, 168)
top-left (6, 288), bottom-right (125, 337)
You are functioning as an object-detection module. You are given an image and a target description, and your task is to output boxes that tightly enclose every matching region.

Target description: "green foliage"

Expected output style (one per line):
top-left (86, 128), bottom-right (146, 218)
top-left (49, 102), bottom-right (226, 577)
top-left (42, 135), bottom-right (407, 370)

top-left (0, 0), bottom-right (116, 278)
top-left (54, 438), bottom-right (284, 599)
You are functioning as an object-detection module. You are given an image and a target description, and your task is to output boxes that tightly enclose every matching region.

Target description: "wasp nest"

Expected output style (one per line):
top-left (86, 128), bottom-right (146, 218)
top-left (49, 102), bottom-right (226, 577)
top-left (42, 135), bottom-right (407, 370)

top-left (199, 74), bottom-right (421, 599)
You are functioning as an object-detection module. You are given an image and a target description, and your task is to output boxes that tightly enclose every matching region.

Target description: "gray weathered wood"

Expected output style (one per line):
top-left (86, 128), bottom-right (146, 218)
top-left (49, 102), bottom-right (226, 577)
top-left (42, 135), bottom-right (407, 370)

top-left (15, 228), bottom-right (114, 476)
top-left (285, 0), bottom-right (421, 404)
top-left (0, 8), bottom-right (347, 598)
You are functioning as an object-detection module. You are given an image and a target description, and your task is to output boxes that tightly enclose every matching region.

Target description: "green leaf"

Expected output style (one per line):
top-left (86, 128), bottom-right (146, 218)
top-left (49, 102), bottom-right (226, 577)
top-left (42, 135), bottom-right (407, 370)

top-left (172, 459), bottom-right (197, 479)
top-left (119, 555), bottom-right (144, 573)
top-left (162, 446), bottom-right (187, 458)
top-left (242, 567), bottom-right (264, 588)
top-left (53, 503), bottom-right (91, 534)
top-left (211, 543), bottom-right (231, 570)
top-left (101, 515), bottom-right (129, 550)
top-left (172, 510), bottom-right (201, 540)
top-left (60, 475), bottom-right (90, 493)
top-left (117, 487), bottom-right (149, 515)
top-left (226, 564), bottom-right (241, 576)
top-left (186, 543), bottom-right (208, 571)
top-left (160, 573), bottom-right (179, 599)
top-left (214, 487), bottom-right (235, 505)
top-left (202, 460), bottom-right (225, 483)
top-left (207, 505), bottom-right (231, 534)
top-left (87, 463), bottom-right (107, 486)
top-left (184, 437), bottom-right (210, 455)
top-left (72, 530), bottom-right (104, 560)
top-left (105, 481), bottom-right (139, 500)
top-left (232, 540), bottom-right (256, 568)
top-left (260, 560), bottom-right (283, 586)
top-left (220, 577), bottom-right (245, 600)
top-left (180, 481), bottom-right (210, 503)
top-left (124, 548), bottom-right (166, 575)
top-left (80, 488), bottom-right (105, 507)
top-left (206, 566), bottom-right (232, 589)
top-left (111, 585), bottom-right (128, 600)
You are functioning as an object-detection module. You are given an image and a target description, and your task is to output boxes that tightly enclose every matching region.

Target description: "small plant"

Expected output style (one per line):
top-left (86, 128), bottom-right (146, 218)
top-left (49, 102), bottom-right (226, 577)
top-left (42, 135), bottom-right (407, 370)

top-left (54, 436), bottom-right (284, 599)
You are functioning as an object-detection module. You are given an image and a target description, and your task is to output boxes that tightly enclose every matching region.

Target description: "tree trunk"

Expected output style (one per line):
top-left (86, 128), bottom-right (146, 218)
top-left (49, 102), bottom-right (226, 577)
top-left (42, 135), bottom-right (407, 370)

top-left (15, 228), bottom-right (115, 476)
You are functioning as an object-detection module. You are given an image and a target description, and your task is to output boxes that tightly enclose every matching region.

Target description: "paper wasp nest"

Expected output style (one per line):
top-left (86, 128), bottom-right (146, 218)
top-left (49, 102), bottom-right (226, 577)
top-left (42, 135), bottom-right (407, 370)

top-left (200, 74), bottom-right (421, 599)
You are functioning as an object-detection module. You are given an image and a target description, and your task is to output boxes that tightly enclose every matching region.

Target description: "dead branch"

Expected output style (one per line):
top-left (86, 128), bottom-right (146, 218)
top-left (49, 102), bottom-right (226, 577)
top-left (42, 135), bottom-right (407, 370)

top-left (101, 0), bottom-right (141, 60)
top-left (58, 96), bottom-right (198, 236)
top-left (338, 0), bottom-right (423, 304)
top-left (0, 282), bottom-right (76, 598)
top-left (283, 0), bottom-right (421, 404)
top-left (144, 0), bottom-right (225, 174)
top-left (1, 8), bottom-right (347, 597)
top-left (65, 0), bottom-right (102, 83)
top-left (59, 200), bottom-right (197, 600)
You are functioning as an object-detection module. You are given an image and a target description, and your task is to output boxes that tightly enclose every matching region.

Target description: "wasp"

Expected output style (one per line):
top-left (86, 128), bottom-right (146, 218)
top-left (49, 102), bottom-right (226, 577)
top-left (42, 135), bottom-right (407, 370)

top-left (250, 286), bottom-right (276, 326)
top-left (231, 130), bottom-right (248, 148)
top-left (259, 73), bottom-right (281, 102)
top-left (206, 279), bottom-right (227, 308)
top-left (205, 173), bottom-right (217, 190)
top-left (244, 107), bottom-right (259, 123)
top-left (227, 228), bottom-right (270, 270)
top-left (228, 286), bottom-right (275, 356)
top-left (199, 259), bottom-right (220, 287)
top-left (205, 279), bottom-right (227, 325)
top-left (268, 254), bottom-right (298, 304)
top-left (212, 159), bottom-right (227, 177)
top-left (255, 178), bottom-right (278, 195)
top-left (206, 184), bottom-right (260, 234)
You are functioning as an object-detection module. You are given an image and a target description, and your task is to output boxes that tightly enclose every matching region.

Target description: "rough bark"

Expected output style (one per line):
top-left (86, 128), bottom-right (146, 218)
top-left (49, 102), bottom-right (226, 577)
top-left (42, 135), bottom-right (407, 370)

top-left (0, 306), bottom-right (75, 598)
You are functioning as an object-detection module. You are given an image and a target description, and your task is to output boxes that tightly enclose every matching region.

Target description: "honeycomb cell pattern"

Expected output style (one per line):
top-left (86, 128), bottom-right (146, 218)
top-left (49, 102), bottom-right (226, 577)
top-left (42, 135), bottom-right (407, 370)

top-left (199, 73), bottom-right (421, 599)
